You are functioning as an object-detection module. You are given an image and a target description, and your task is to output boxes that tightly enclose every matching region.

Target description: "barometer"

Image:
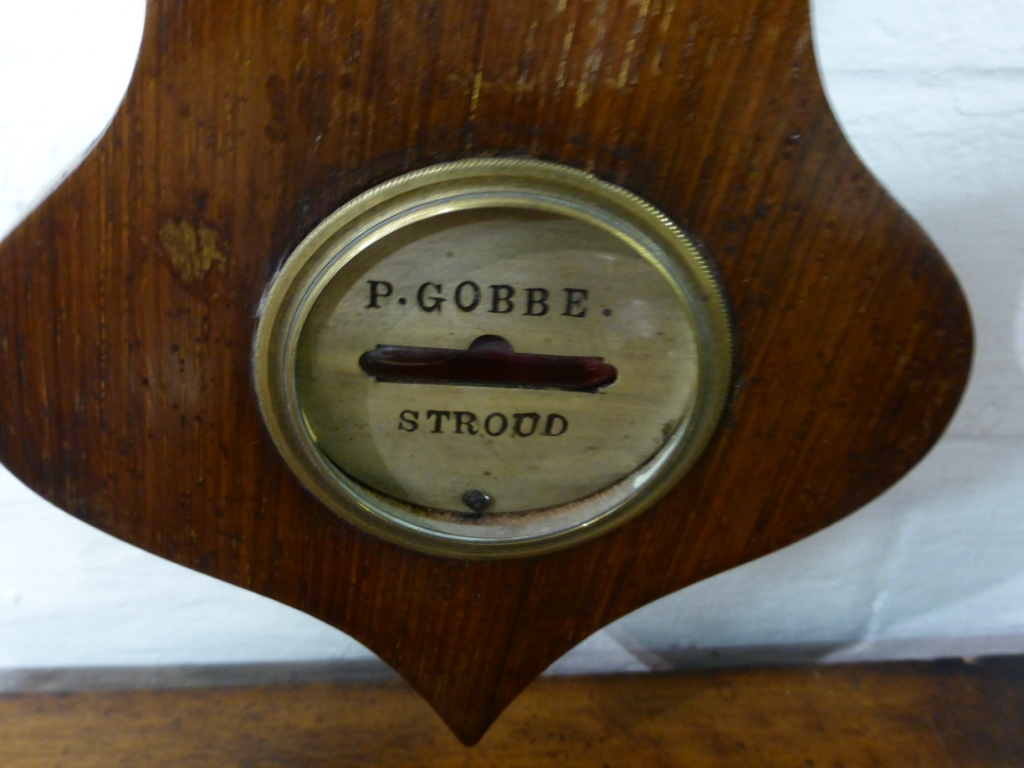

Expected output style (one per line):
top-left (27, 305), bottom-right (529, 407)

top-left (0, 0), bottom-right (972, 741)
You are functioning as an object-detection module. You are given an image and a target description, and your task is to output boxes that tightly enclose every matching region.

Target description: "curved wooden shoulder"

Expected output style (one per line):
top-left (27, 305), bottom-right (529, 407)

top-left (0, 0), bottom-right (971, 744)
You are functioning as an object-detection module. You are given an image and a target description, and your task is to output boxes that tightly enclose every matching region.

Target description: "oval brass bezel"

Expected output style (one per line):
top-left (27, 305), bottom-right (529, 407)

top-left (253, 158), bottom-right (732, 559)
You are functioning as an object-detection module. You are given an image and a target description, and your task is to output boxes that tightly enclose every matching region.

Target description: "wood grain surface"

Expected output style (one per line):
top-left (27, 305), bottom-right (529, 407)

top-left (1, 660), bottom-right (1021, 766)
top-left (0, 0), bottom-right (972, 744)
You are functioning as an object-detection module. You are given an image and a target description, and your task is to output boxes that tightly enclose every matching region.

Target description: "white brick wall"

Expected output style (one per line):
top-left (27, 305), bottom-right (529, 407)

top-left (0, 0), bottom-right (1021, 682)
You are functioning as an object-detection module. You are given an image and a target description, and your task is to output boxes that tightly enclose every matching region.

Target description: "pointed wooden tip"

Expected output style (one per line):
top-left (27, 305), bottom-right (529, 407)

top-left (393, 662), bottom-right (538, 746)
top-left (435, 704), bottom-right (508, 747)
top-left (419, 686), bottom-right (516, 746)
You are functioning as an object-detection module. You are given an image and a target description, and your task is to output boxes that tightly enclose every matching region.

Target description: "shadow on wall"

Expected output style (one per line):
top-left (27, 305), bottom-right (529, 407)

top-left (1015, 268), bottom-right (1024, 382)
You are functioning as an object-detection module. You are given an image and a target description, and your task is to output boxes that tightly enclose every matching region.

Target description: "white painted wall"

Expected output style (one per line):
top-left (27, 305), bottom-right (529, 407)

top-left (0, 0), bottom-right (1021, 685)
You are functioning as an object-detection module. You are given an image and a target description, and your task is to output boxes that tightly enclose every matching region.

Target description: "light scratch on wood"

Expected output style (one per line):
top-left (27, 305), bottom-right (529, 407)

top-left (556, 28), bottom-right (575, 90)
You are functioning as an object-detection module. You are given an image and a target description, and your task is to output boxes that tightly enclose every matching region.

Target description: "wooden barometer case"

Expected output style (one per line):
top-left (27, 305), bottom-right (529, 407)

top-left (0, 0), bottom-right (971, 745)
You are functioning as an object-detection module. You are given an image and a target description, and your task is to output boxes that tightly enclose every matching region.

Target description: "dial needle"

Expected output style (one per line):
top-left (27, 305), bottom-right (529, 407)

top-left (359, 335), bottom-right (617, 392)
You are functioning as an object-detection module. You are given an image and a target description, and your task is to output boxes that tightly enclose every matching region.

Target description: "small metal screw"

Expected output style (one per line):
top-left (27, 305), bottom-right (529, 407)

top-left (462, 490), bottom-right (493, 514)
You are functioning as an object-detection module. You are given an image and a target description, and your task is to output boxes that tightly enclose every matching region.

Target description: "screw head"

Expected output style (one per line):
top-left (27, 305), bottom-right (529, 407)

top-left (462, 490), bottom-right (493, 514)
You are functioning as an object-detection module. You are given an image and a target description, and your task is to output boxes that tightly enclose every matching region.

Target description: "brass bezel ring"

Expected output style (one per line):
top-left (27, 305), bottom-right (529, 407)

top-left (253, 158), bottom-right (732, 559)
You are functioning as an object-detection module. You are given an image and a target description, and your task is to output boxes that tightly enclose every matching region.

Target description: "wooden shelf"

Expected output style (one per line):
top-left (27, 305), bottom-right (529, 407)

top-left (1, 658), bottom-right (1020, 766)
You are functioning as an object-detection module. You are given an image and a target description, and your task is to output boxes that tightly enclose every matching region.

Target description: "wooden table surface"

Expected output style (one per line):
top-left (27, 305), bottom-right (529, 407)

top-left (1, 658), bottom-right (1021, 766)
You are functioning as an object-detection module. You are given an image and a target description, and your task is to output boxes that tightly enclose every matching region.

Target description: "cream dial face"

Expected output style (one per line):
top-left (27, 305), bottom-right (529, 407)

top-left (296, 208), bottom-right (699, 516)
top-left (254, 159), bottom-right (731, 558)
